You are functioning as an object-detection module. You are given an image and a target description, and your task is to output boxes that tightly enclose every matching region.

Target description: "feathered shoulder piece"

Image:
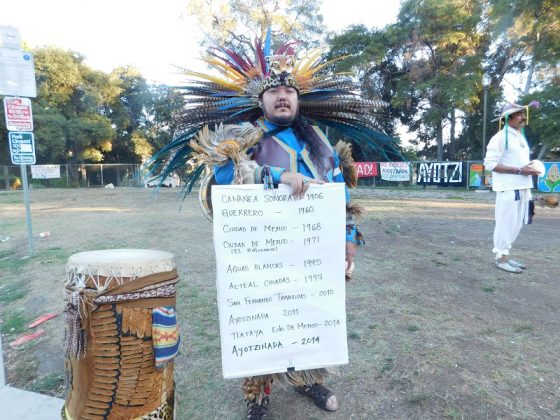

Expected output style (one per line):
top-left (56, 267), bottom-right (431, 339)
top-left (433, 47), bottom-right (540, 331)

top-left (190, 123), bottom-right (263, 167)
top-left (334, 141), bottom-right (358, 188)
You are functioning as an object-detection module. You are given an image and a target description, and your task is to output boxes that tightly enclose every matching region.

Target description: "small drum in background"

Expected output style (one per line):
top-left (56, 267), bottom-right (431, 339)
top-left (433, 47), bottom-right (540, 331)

top-left (62, 249), bottom-right (180, 420)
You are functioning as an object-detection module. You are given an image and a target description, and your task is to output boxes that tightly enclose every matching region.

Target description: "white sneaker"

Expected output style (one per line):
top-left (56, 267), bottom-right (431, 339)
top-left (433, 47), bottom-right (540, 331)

top-left (508, 259), bottom-right (526, 269)
top-left (496, 260), bottom-right (522, 273)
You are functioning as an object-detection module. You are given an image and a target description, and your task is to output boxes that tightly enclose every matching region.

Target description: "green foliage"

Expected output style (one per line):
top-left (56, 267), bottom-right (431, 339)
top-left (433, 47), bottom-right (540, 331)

top-left (328, 0), bottom-right (559, 161)
top-left (33, 47), bottom-right (84, 106)
top-left (28, 47), bottom-right (118, 163)
top-left (520, 81), bottom-right (560, 159)
top-left (488, 0), bottom-right (560, 89)
top-left (395, 0), bottom-right (485, 159)
top-left (1, 1), bottom-right (557, 166)
top-left (33, 109), bottom-right (68, 162)
top-left (187, 0), bottom-right (324, 52)
top-left (2, 47), bottom-right (181, 165)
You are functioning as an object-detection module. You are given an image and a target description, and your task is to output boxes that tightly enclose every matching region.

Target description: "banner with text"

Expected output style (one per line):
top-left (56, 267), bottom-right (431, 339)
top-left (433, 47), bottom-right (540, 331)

top-left (31, 165), bottom-right (60, 179)
top-left (537, 162), bottom-right (560, 192)
top-left (354, 162), bottom-right (378, 178)
top-left (212, 183), bottom-right (348, 379)
top-left (416, 161), bottom-right (467, 186)
top-left (380, 162), bottom-right (410, 182)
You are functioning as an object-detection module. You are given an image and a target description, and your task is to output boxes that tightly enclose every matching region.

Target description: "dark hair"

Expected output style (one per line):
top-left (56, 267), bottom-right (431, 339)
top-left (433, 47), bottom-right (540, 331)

top-left (291, 114), bottom-right (325, 174)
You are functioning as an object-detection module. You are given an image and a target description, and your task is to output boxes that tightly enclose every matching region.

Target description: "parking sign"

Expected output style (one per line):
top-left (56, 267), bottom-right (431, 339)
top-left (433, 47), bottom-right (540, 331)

top-left (8, 131), bottom-right (36, 164)
top-left (4, 97), bottom-right (33, 131)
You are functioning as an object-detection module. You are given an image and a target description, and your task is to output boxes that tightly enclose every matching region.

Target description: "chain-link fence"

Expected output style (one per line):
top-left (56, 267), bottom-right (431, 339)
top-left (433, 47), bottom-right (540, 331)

top-left (1, 160), bottom-right (553, 191)
top-left (0, 164), bottom-right (142, 190)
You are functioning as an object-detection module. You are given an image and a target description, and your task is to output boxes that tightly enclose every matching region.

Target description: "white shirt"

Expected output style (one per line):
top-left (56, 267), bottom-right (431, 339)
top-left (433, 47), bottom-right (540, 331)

top-left (483, 126), bottom-right (533, 192)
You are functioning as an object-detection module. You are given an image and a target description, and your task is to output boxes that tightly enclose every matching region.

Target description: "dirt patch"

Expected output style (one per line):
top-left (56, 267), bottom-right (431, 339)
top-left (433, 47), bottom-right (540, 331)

top-left (1, 187), bottom-right (559, 418)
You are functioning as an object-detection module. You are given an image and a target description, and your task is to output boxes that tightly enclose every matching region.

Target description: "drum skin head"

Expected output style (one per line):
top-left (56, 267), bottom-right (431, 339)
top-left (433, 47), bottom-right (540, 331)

top-left (67, 249), bottom-right (175, 279)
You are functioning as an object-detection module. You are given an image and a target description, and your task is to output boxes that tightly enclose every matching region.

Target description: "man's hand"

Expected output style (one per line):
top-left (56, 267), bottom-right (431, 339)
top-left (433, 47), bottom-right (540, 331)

top-left (520, 164), bottom-right (541, 176)
top-left (280, 171), bottom-right (323, 199)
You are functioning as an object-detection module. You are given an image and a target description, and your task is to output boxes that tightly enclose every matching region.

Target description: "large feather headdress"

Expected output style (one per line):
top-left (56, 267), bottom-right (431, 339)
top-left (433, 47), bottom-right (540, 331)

top-left (145, 33), bottom-right (401, 191)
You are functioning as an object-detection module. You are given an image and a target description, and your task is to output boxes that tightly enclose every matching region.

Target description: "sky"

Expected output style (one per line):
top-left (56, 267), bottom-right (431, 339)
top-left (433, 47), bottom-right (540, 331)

top-left (1, 0), bottom-right (401, 85)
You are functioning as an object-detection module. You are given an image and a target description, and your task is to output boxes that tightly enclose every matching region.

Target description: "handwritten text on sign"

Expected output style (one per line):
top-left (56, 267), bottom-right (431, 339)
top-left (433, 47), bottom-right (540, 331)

top-left (354, 162), bottom-right (378, 178)
top-left (212, 183), bottom-right (348, 379)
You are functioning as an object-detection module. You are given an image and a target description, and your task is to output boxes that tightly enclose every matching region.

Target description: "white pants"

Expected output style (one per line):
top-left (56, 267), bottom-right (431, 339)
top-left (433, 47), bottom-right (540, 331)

top-left (493, 189), bottom-right (531, 258)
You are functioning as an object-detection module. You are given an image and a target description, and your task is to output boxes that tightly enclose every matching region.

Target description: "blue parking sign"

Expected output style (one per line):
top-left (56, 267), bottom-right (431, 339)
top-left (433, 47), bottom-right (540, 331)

top-left (8, 131), bottom-right (36, 164)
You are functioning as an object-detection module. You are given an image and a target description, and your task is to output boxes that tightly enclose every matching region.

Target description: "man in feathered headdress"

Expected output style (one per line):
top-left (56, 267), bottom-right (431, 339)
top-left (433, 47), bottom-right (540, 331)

top-left (483, 102), bottom-right (543, 273)
top-left (147, 35), bottom-right (400, 418)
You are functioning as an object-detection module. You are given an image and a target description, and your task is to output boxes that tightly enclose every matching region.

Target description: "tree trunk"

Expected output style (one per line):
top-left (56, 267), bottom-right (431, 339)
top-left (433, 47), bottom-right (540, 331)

top-left (537, 144), bottom-right (548, 160)
top-left (496, 47), bottom-right (514, 86)
top-left (436, 118), bottom-right (443, 161)
top-left (523, 53), bottom-right (535, 95)
top-left (3, 166), bottom-right (9, 190)
top-left (448, 109), bottom-right (456, 159)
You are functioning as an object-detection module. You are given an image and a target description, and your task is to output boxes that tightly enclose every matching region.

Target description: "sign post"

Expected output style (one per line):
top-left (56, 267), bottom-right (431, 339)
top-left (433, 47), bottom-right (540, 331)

top-left (20, 165), bottom-right (34, 254)
top-left (6, 132), bottom-right (36, 254)
top-left (1, 26), bottom-right (37, 255)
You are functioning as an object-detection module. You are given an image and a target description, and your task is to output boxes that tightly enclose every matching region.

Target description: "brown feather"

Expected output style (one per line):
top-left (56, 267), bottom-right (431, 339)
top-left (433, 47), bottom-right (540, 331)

top-left (334, 141), bottom-right (358, 188)
top-left (537, 195), bottom-right (559, 208)
top-left (346, 202), bottom-right (365, 220)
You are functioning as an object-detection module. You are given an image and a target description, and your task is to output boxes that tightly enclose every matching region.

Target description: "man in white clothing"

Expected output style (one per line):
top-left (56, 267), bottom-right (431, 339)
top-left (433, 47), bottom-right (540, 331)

top-left (483, 103), bottom-right (541, 273)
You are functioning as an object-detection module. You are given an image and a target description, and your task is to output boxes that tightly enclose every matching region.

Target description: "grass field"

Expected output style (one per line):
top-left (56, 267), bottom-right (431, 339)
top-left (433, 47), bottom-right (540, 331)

top-left (1, 187), bottom-right (559, 419)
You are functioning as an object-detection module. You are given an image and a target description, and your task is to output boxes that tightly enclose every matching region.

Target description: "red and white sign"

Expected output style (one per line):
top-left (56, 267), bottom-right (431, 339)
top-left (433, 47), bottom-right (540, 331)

top-left (4, 97), bottom-right (33, 131)
top-left (354, 162), bottom-right (379, 178)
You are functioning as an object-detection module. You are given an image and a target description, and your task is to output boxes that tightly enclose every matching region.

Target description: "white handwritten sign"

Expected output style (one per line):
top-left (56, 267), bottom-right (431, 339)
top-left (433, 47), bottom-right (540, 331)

top-left (380, 162), bottom-right (410, 181)
top-left (212, 183), bottom-right (348, 379)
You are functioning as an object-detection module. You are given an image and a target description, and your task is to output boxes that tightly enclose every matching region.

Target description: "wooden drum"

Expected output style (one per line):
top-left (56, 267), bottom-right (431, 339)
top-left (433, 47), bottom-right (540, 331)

top-left (62, 249), bottom-right (180, 420)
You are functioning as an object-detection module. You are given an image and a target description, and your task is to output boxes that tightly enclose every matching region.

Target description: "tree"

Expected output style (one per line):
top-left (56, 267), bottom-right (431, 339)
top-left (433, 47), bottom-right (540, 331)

top-left (67, 114), bottom-right (114, 162)
top-left (33, 47), bottom-right (84, 107)
top-left (104, 66), bottom-right (152, 163)
top-left (520, 80), bottom-right (560, 159)
top-left (329, 1), bottom-right (486, 161)
top-left (1, 47), bottom-right (181, 166)
top-left (327, 25), bottom-right (409, 139)
top-left (487, 0), bottom-right (560, 93)
top-left (392, 0), bottom-right (485, 160)
top-left (31, 47), bottom-right (117, 163)
top-left (186, 0), bottom-right (325, 53)
top-left (145, 85), bottom-right (185, 151)
top-left (33, 109), bottom-right (68, 162)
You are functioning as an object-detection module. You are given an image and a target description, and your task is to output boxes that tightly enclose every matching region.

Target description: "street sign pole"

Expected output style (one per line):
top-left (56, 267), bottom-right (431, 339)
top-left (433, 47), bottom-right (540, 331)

top-left (20, 164), bottom-right (34, 254)
top-left (2, 25), bottom-right (38, 256)
top-left (7, 132), bottom-right (36, 255)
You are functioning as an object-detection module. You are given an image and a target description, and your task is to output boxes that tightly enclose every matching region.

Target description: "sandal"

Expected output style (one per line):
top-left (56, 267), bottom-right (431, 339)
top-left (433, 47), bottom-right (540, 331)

top-left (496, 260), bottom-right (522, 273)
top-left (295, 383), bottom-right (338, 412)
top-left (246, 397), bottom-right (269, 419)
top-left (508, 259), bottom-right (526, 269)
